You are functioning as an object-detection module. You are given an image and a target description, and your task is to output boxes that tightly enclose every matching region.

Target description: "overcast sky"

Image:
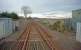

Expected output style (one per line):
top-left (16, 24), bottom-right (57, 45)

top-left (0, 0), bottom-right (81, 18)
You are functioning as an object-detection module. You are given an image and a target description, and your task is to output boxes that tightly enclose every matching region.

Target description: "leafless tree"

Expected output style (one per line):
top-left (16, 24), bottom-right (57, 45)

top-left (21, 6), bottom-right (32, 18)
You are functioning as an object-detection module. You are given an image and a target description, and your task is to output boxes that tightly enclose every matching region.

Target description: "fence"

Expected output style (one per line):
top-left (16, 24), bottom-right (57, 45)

top-left (0, 18), bottom-right (13, 39)
top-left (76, 22), bottom-right (81, 42)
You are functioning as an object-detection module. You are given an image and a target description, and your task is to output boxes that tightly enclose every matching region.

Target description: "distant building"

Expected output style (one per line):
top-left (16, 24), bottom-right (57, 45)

top-left (72, 9), bottom-right (81, 32)
top-left (33, 18), bottom-right (65, 25)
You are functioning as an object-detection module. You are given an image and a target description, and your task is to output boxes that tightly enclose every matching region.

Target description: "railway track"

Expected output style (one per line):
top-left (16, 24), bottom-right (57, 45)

top-left (0, 20), bottom-right (59, 50)
top-left (31, 21), bottom-right (55, 50)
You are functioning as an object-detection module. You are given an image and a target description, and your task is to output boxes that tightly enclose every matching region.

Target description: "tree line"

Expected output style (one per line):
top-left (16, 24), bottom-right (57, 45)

top-left (0, 12), bottom-right (19, 20)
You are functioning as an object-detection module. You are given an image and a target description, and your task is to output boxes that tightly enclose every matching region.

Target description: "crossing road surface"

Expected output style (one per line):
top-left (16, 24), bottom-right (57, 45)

top-left (0, 19), bottom-right (81, 50)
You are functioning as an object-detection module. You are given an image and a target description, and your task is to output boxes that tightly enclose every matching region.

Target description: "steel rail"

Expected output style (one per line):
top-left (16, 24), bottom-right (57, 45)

top-left (21, 22), bottom-right (31, 50)
top-left (33, 21), bottom-right (63, 50)
top-left (32, 21), bottom-right (55, 50)
top-left (12, 22), bottom-right (31, 50)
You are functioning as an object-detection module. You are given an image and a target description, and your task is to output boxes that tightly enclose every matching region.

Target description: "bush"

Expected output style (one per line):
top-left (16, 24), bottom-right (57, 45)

top-left (49, 21), bottom-right (65, 32)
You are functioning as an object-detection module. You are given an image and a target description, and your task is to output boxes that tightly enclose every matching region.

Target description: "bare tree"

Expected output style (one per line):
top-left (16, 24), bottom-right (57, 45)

top-left (21, 6), bottom-right (32, 20)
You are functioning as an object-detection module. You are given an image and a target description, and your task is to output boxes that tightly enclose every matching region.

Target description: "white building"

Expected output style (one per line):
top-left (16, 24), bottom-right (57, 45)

top-left (0, 18), bottom-right (13, 39)
top-left (72, 9), bottom-right (81, 32)
top-left (76, 22), bottom-right (81, 42)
